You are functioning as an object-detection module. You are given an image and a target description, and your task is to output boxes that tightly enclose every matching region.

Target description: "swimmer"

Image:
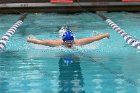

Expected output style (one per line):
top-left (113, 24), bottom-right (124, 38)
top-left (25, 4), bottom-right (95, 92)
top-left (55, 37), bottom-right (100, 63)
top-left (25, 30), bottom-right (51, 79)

top-left (27, 26), bottom-right (110, 48)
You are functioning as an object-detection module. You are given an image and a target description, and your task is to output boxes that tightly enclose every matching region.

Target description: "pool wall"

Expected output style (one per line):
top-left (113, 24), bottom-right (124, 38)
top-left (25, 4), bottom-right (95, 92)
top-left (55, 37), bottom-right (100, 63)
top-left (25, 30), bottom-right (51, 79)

top-left (0, 0), bottom-right (140, 13)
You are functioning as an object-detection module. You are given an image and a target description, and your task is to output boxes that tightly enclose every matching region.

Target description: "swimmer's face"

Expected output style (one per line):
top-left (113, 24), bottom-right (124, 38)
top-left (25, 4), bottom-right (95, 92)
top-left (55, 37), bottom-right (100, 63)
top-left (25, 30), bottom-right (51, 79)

top-left (63, 40), bottom-right (74, 48)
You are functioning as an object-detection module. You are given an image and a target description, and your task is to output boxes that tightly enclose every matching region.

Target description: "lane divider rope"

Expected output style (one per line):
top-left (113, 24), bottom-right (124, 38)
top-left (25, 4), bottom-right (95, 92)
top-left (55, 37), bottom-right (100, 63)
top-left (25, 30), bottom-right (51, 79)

top-left (0, 13), bottom-right (27, 49)
top-left (96, 12), bottom-right (140, 50)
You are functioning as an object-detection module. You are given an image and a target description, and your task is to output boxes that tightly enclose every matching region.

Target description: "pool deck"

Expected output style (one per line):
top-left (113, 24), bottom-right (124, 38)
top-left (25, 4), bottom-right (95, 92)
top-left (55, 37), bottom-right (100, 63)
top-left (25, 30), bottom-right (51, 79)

top-left (0, 0), bottom-right (140, 13)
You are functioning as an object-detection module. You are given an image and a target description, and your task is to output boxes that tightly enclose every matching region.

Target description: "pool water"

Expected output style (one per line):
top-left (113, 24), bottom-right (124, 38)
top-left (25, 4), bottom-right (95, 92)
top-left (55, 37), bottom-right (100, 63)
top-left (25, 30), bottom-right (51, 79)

top-left (0, 12), bottom-right (140, 93)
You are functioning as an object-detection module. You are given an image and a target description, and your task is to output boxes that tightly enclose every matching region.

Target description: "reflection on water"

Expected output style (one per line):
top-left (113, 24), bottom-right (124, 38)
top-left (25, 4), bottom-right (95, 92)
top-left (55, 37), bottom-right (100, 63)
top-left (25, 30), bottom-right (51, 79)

top-left (0, 77), bottom-right (9, 92)
top-left (58, 54), bottom-right (85, 93)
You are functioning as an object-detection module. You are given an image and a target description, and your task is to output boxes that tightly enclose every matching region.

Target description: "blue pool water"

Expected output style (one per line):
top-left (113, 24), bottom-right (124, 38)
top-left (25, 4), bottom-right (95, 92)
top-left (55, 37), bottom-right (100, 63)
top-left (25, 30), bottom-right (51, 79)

top-left (0, 12), bottom-right (140, 93)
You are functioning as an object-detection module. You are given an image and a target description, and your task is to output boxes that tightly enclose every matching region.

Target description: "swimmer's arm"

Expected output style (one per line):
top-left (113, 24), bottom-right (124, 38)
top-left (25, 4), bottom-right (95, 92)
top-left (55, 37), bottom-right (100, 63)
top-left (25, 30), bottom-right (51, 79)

top-left (75, 33), bottom-right (110, 45)
top-left (27, 39), bottom-right (63, 47)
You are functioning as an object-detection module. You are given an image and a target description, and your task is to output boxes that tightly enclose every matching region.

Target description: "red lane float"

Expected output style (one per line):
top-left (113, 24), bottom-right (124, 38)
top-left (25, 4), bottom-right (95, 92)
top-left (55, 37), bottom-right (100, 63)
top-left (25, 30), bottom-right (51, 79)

top-left (122, 0), bottom-right (140, 2)
top-left (50, 0), bottom-right (73, 3)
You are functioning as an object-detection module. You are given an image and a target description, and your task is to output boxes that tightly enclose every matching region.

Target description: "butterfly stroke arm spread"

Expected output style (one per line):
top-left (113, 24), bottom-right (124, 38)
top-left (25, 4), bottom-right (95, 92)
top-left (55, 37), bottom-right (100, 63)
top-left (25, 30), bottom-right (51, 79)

top-left (74, 33), bottom-right (110, 45)
top-left (27, 33), bottom-right (110, 47)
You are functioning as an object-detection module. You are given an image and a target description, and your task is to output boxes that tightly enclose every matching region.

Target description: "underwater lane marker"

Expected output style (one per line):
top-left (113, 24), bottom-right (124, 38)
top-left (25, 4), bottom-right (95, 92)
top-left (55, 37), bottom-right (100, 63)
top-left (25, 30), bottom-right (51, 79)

top-left (0, 13), bottom-right (27, 49)
top-left (96, 12), bottom-right (140, 50)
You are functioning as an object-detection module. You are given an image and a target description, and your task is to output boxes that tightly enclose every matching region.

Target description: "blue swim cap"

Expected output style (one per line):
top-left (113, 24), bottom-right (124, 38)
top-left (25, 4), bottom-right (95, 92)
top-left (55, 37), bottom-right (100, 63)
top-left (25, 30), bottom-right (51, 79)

top-left (62, 31), bottom-right (74, 41)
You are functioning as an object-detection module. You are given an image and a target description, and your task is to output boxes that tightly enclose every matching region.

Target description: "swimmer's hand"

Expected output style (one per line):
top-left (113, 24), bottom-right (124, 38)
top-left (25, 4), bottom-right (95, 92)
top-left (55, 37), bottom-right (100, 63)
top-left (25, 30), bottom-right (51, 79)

top-left (105, 33), bottom-right (110, 39)
top-left (27, 37), bottom-right (32, 42)
top-left (27, 35), bottom-right (37, 42)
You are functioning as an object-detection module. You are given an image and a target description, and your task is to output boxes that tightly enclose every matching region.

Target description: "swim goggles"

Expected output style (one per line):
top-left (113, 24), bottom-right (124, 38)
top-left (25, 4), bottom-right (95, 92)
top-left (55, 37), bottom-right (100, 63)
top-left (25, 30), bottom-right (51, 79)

top-left (64, 40), bottom-right (74, 44)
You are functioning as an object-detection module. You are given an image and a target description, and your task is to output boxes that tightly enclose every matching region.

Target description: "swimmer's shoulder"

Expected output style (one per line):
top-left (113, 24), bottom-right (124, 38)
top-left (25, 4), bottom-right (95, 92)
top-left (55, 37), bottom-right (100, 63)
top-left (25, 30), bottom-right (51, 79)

top-left (73, 40), bottom-right (80, 45)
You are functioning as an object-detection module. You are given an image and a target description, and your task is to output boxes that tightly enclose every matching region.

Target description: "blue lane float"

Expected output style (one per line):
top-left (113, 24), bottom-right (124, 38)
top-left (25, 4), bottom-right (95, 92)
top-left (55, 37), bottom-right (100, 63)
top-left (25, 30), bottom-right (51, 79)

top-left (96, 12), bottom-right (140, 50)
top-left (0, 13), bottom-right (27, 49)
